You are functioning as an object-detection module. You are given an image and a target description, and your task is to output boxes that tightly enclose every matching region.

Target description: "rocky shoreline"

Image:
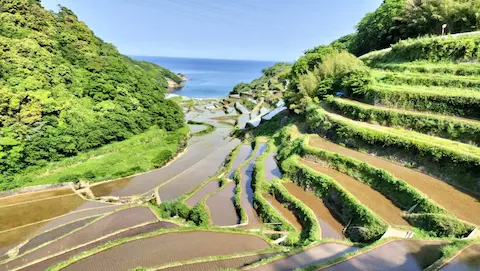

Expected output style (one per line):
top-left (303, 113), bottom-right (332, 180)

top-left (167, 73), bottom-right (189, 91)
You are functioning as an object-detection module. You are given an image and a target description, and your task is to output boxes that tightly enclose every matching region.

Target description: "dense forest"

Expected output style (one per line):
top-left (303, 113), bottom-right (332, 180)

top-left (285, 0), bottom-right (480, 112)
top-left (0, 0), bottom-right (184, 188)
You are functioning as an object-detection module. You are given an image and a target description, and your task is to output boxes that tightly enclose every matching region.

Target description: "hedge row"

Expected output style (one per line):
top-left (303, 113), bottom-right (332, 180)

top-left (306, 106), bottom-right (480, 194)
top-left (376, 71), bottom-right (480, 90)
top-left (280, 154), bottom-right (388, 243)
top-left (251, 141), bottom-right (295, 232)
top-left (151, 198), bottom-right (210, 226)
top-left (405, 213), bottom-right (473, 238)
top-left (375, 35), bottom-right (480, 62)
top-left (323, 96), bottom-right (480, 145)
top-left (364, 84), bottom-right (480, 119)
top-left (270, 180), bottom-right (321, 244)
top-left (232, 169), bottom-right (248, 224)
top-left (371, 61), bottom-right (480, 76)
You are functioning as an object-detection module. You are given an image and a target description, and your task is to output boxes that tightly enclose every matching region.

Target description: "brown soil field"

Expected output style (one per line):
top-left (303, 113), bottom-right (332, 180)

top-left (207, 182), bottom-right (239, 226)
top-left (320, 240), bottom-right (446, 271)
top-left (441, 243), bottom-right (480, 271)
top-left (262, 193), bottom-right (302, 231)
top-left (0, 194), bottom-right (86, 232)
top-left (186, 182), bottom-right (219, 207)
top-left (248, 243), bottom-right (357, 271)
top-left (308, 136), bottom-right (480, 226)
top-left (19, 221), bottom-right (178, 271)
top-left (62, 231), bottom-right (271, 271)
top-left (241, 144), bottom-right (267, 227)
top-left (17, 216), bottom-right (98, 256)
top-left (1, 206), bottom-right (156, 270)
top-left (265, 153), bottom-right (282, 182)
top-left (0, 188), bottom-right (73, 207)
top-left (157, 253), bottom-right (275, 271)
top-left (282, 182), bottom-right (344, 240)
top-left (90, 178), bottom-right (132, 197)
top-left (229, 145), bottom-right (253, 178)
top-left (158, 140), bottom-right (240, 202)
top-left (300, 158), bottom-right (410, 227)
top-left (102, 128), bottom-right (233, 197)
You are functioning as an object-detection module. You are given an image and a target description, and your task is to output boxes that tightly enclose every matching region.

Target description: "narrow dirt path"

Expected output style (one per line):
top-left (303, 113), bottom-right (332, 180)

top-left (300, 158), bottom-right (410, 226)
top-left (308, 135), bottom-right (480, 226)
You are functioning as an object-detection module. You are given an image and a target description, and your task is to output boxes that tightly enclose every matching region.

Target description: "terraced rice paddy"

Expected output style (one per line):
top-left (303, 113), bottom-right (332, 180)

top-left (1, 206), bottom-right (156, 270)
top-left (229, 145), bottom-right (253, 178)
top-left (262, 193), bottom-right (302, 231)
top-left (157, 253), bottom-right (275, 271)
top-left (241, 144), bottom-right (267, 227)
top-left (157, 139), bottom-right (240, 201)
top-left (62, 231), bottom-right (271, 271)
top-left (186, 182), bottom-right (219, 207)
top-left (248, 243), bottom-right (357, 271)
top-left (207, 182), bottom-right (238, 226)
top-left (440, 243), bottom-right (480, 271)
top-left (299, 158), bottom-right (409, 226)
top-left (308, 135), bottom-right (480, 226)
top-left (188, 124), bottom-right (207, 134)
top-left (264, 153), bottom-right (282, 181)
top-left (320, 240), bottom-right (446, 271)
top-left (281, 182), bottom-right (344, 239)
top-left (20, 221), bottom-right (178, 271)
top-left (0, 188), bottom-right (73, 206)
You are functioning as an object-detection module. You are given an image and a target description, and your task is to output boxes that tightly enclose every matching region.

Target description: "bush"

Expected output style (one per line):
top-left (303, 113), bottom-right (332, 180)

top-left (154, 200), bottom-right (191, 219)
top-left (405, 213), bottom-right (474, 238)
top-left (188, 201), bottom-right (211, 226)
top-left (82, 171), bottom-right (96, 180)
top-left (151, 150), bottom-right (173, 168)
top-left (58, 174), bottom-right (80, 183)
top-left (377, 71), bottom-right (480, 90)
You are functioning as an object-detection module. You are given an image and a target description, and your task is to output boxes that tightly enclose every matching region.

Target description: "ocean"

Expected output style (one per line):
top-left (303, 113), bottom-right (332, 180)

top-left (132, 56), bottom-right (277, 98)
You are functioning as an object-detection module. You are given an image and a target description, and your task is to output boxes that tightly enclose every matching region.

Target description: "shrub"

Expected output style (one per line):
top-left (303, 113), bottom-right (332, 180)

top-left (188, 202), bottom-right (210, 226)
top-left (82, 170), bottom-right (96, 180)
top-left (154, 200), bottom-right (191, 219)
top-left (405, 213), bottom-right (474, 238)
top-left (151, 150), bottom-right (173, 168)
top-left (58, 174), bottom-right (80, 183)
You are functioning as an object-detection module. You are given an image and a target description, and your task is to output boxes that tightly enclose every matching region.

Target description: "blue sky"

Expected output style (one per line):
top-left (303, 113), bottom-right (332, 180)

top-left (41, 0), bottom-right (382, 61)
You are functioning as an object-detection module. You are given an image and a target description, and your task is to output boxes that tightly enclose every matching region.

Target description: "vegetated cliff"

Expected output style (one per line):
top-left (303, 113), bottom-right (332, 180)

top-left (0, 0), bottom-right (184, 187)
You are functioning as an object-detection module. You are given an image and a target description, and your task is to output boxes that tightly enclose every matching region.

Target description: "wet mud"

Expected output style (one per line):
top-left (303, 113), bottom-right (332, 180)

top-left (207, 182), bottom-right (239, 226)
top-left (262, 193), bottom-right (302, 231)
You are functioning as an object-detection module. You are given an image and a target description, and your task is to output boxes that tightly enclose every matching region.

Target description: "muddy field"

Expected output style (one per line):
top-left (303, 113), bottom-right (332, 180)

top-left (262, 193), bottom-right (302, 231)
top-left (308, 136), bottom-right (480, 226)
top-left (282, 182), bottom-right (344, 240)
top-left (207, 182), bottom-right (239, 226)
top-left (229, 145), bottom-right (253, 178)
top-left (186, 182), bottom-right (219, 207)
top-left (248, 243), bottom-right (357, 271)
top-left (20, 221), bottom-right (178, 271)
top-left (1, 206), bottom-right (156, 270)
top-left (300, 158), bottom-right (410, 226)
top-left (157, 139), bottom-right (240, 202)
top-left (441, 243), bottom-right (480, 271)
top-left (321, 240), bottom-right (446, 271)
top-left (158, 253), bottom-right (275, 271)
top-left (63, 231), bottom-right (271, 271)
top-left (0, 188), bottom-right (74, 206)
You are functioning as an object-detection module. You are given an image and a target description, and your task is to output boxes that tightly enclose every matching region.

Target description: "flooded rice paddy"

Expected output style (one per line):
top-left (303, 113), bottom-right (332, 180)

top-left (157, 139), bottom-right (240, 202)
top-left (0, 206), bottom-right (156, 270)
top-left (229, 145), bottom-right (253, 178)
top-left (241, 144), bottom-right (267, 227)
top-left (207, 182), bottom-right (239, 226)
top-left (186, 181), bottom-right (219, 207)
top-left (265, 153), bottom-right (282, 181)
top-left (300, 158), bottom-right (410, 226)
top-left (248, 243), bottom-right (357, 271)
top-left (262, 193), bottom-right (302, 231)
top-left (308, 135), bottom-right (480, 226)
top-left (188, 124), bottom-right (207, 134)
top-left (281, 182), bottom-right (344, 239)
top-left (21, 221), bottom-right (178, 271)
top-left (62, 231), bottom-right (271, 271)
top-left (0, 188), bottom-right (73, 206)
top-left (158, 253), bottom-right (275, 271)
top-left (440, 243), bottom-right (480, 271)
top-left (321, 240), bottom-right (446, 271)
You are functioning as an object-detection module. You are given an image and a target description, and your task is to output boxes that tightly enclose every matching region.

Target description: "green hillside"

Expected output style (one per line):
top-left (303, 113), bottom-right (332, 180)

top-left (0, 0), bottom-right (184, 188)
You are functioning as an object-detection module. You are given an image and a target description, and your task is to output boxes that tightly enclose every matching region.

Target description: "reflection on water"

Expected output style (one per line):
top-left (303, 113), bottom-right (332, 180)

top-left (265, 153), bottom-right (282, 182)
top-left (262, 193), bottom-right (302, 230)
top-left (90, 177), bottom-right (132, 197)
top-left (207, 182), bottom-right (238, 226)
top-left (441, 243), bottom-right (480, 271)
top-left (186, 181), bottom-right (219, 207)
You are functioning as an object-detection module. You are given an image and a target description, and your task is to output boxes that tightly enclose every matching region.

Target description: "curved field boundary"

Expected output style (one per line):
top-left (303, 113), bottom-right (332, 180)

top-left (317, 240), bottom-right (446, 271)
top-left (187, 120), bottom-right (216, 136)
top-left (265, 152), bottom-right (282, 182)
top-left (299, 158), bottom-right (409, 227)
top-left (21, 221), bottom-right (178, 271)
top-left (262, 193), bottom-right (302, 231)
top-left (431, 242), bottom-right (480, 271)
top-left (1, 206), bottom-right (156, 271)
top-left (246, 242), bottom-right (357, 271)
top-left (185, 182), bottom-right (219, 207)
top-left (306, 134), bottom-right (480, 227)
top-left (54, 230), bottom-right (272, 271)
